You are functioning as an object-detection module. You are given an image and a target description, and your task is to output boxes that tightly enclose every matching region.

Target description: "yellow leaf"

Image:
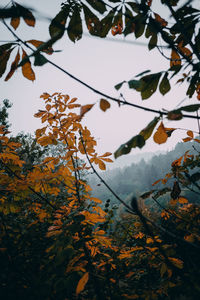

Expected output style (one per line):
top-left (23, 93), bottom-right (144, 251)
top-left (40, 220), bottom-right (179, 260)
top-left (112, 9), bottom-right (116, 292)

top-left (21, 49), bottom-right (35, 81)
top-left (76, 272), bottom-right (89, 296)
top-left (146, 237), bottom-right (154, 244)
top-left (153, 122), bottom-right (168, 144)
top-left (100, 99), bottom-right (111, 112)
top-left (10, 17), bottom-right (20, 30)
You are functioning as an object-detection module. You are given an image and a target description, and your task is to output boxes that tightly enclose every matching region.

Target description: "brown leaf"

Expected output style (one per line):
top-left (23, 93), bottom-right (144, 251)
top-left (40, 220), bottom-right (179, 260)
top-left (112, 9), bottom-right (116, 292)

top-left (170, 50), bottom-right (181, 68)
top-left (0, 49), bottom-right (13, 78)
top-left (26, 39), bottom-right (53, 55)
top-left (5, 50), bottom-right (20, 81)
top-left (154, 13), bottom-right (168, 27)
top-left (10, 17), bottom-right (20, 30)
top-left (153, 122), bottom-right (168, 144)
top-left (23, 9), bottom-right (35, 27)
top-left (100, 99), bottom-right (110, 112)
top-left (21, 49), bottom-right (35, 81)
top-left (76, 272), bottom-right (89, 296)
top-left (80, 104), bottom-right (94, 118)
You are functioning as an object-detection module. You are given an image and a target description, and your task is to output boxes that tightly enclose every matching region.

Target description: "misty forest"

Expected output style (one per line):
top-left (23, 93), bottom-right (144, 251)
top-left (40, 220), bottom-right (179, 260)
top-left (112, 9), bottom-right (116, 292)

top-left (1, 0), bottom-right (200, 299)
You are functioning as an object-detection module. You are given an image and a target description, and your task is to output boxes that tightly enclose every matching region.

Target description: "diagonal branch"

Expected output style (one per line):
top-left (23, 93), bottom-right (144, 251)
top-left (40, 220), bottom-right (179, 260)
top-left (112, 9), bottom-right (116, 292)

top-left (3, 19), bottom-right (200, 121)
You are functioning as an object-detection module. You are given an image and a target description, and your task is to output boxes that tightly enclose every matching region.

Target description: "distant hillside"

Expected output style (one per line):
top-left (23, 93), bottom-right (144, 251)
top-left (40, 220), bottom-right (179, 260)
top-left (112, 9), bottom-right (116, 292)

top-left (108, 150), bottom-right (164, 170)
top-left (88, 140), bottom-right (199, 204)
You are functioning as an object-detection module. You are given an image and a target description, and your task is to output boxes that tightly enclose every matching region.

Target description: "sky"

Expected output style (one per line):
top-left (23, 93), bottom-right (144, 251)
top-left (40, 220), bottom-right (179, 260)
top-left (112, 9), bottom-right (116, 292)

top-left (0, 0), bottom-right (199, 167)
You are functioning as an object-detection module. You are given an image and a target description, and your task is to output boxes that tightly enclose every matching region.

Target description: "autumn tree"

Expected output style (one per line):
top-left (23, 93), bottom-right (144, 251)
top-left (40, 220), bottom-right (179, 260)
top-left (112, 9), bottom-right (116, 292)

top-left (1, 0), bottom-right (200, 299)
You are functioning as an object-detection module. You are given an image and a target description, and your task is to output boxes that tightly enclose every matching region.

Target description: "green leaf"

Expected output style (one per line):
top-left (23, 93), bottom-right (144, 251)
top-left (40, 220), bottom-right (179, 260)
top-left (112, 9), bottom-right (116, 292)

top-left (179, 104), bottom-right (200, 113)
top-left (127, 2), bottom-right (140, 13)
top-left (140, 72), bottom-right (162, 100)
top-left (114, 135), bottom-right (145, 159)
top-left (135, 70), bottom-right (151, 77)
top-left (86, 0), bottom-right (106, 14)
top-left (34, 53), bottom-right (48, 66)
top-left (0, 48), bottom-right (13, 78)
top-left (128, 79), bottom-right (141, 90)
top-left (134, 15), bottom-right (147, 39)
top-left (114, 81), bottom-right (126, 90)
top-left (191, 172), bottom-right (200, 182)
top-left (0, 43), bottom-right (15, 55)
top-left (49, 6), bottom-right (69, 40)
top-left (139, 117), bottom-right (160, 141)
top-left (186, 72), bottom-right (199, 98)
top-left (159, 72), bottom-right (171, 95)
top-left (83, 5), bottom-right (101, 36)
top-left (148, 33), bottom-right (157, 50)
top-left (67, 6), bottom-right (83, 42)
top-left (100, 10), bottom-right (115, 38)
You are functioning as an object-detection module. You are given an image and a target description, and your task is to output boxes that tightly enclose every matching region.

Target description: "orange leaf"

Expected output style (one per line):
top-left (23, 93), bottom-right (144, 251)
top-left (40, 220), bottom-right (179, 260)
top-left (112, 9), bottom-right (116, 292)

top-left (100, 99), bottom-right (111, 112)
top-left (10, 17), bottom-right (20, 30)
top-left (178, 197), bottom-right (188, 204)
top-left (184, 234), bottom-right (195, 243)
top-left (80, 104), bottom-right (94, 118)
top-left (99, 152), bottom-right (112, 157)
top-left (169, 257), bottom-right (183, 269)
top-left (5, 50), bottom-right (20, 81)
top-left (171, 156), bottom-right (182, 167)
top-left (182, 137), bottom-right (192, 142)
top-left (170, 50), bottom-right (181, 67)
top-left (153, 122), bottom-right (168, 144)
top-left (146, 237), bottom-right (154, 244)
top-left (152, 179), bottom-right (161, 186)
top-left (21, 49), bottom-right (35, 81)
top-left (98, 159), bottom-right (106, 170)
top-left (76, 272), bottom-right (89, 296)
top-left (187, 130), bottom-right (194, 138)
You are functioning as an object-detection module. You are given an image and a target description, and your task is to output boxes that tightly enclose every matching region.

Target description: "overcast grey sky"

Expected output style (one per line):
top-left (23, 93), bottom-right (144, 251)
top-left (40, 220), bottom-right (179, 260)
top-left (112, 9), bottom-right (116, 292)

top-left (0, 0), bottom-right (199, 165)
